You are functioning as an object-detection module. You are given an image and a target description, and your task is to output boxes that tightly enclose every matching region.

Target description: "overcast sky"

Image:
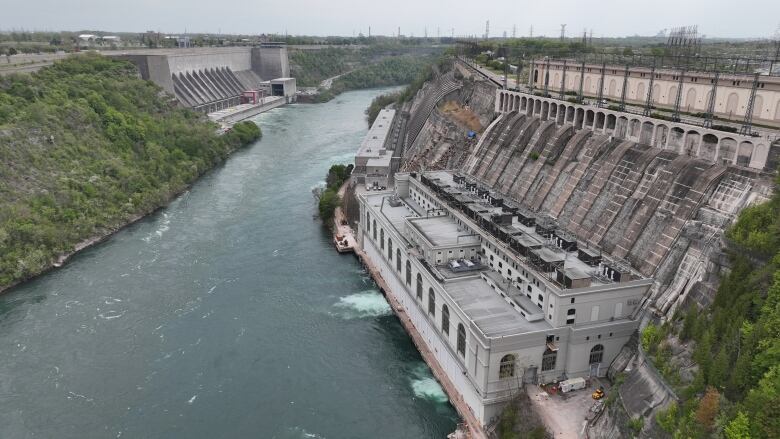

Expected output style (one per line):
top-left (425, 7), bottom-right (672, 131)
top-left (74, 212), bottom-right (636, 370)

top-left (2, 0), bottom-right (779, 39)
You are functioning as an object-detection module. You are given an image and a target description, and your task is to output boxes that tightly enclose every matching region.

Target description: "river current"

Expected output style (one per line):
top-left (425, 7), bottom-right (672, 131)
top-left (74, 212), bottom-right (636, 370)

top-left (0, 88), bottom-right (458, 438)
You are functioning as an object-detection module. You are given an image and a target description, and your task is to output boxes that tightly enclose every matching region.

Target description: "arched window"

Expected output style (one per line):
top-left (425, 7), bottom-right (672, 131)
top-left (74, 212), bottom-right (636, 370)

top-left (416, 273), bottom-right (423, 300)
top-left (372, 220), bottom-right (377, 240)
top-left (388, 239), bottom-right (393, 261)
top-left (457, 324), bottom-right (466, 357)
top-left (428, 288), bottom-right (436, 317)
top-left (590, 344), bottom-right (604, 364)
top-left (396, 249), bottom-right (402, 272)
top-left (406, 261), bottom-right (411, 285)
top-left (441, 305), bottom-right (450, 335)
top-left (499, 354), bottom-right (516, 379)
top-left (542, 347), bottom-right (557, 371)
top-left (380, 229), bottom-right (384, 250)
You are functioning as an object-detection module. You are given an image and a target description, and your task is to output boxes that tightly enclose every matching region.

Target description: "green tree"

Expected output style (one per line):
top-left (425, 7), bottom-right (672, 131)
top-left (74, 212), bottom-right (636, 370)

top-left (725, 412), bottom-right (751, 439)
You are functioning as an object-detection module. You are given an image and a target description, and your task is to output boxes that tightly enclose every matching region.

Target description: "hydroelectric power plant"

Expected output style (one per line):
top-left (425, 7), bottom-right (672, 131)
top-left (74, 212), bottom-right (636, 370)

top-left (350, 54), bottom-right (780, 437)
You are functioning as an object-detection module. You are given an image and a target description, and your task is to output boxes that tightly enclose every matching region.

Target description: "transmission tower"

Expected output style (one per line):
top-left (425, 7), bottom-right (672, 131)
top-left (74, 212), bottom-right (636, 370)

top-left (530, 25), bottom-right (534, 38)
top-left (618, 65), bottom-right (629, 111)
top-left (740, 73), bottom-right (760, 136)
top-left (560, 24), bottom-right (567, 41)
top-left (703, 72), bottom-right (719, 128)
top-left (512, 25), bottom-right (517, 39)
top-left (643, 61), bottom-right (656, 116)
top-left (577, 61), bottom-right (586, 103)
top-left (671, 70), bottom-right (685, 122)
top-left (596, 62), bottom-right (606, 108)
top-left (485, 20), bottom-right (490, 39)
top-left (559, 60), bottom-right (568, 99)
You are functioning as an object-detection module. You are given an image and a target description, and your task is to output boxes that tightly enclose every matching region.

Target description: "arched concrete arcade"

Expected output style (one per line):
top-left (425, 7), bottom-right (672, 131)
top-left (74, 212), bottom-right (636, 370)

top-left (495, 90), bottom-right (772, 171)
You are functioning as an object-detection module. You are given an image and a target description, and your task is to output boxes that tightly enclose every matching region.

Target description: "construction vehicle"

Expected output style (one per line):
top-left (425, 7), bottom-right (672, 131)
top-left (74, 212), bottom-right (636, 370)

top-left (592, 387), bottom-right (605, 400)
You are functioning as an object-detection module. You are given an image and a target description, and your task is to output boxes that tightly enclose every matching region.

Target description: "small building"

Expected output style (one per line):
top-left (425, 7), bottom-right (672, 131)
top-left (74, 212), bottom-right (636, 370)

top-left (270, 78), bottom-right (297, 103)
top-left (354, 109), bottom-right (396, 190)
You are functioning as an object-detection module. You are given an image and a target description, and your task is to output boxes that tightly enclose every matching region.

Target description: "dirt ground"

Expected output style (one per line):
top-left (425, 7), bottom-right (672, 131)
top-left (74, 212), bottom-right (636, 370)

top-left (526, 378), bottom-right (609, 439)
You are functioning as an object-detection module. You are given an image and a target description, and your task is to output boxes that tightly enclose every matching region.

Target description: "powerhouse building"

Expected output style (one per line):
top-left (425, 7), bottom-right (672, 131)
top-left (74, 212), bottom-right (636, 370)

top-left (358, 170), bottom-right (652, 425)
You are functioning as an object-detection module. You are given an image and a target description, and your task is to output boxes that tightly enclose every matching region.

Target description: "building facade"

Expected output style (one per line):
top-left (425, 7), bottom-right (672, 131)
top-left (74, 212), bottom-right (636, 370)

top-left (530, 60), bottom-right (780, 127)
top-left (358, 171), bottom-right (652, 425)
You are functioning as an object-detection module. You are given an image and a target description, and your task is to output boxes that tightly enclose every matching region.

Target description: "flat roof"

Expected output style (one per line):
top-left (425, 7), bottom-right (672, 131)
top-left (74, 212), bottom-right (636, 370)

top-left (408, 215), bottom-right (480, 247)
top-left (416, 170), bottom-right (648, 289)
top-left (447, 276), bottom-right (552, 337)
top-left (356, 109), bottom-right (395, 159)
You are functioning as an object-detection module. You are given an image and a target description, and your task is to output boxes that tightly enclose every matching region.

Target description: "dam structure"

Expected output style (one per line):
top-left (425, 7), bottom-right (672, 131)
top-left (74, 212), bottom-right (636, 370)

top-left (357, 170), bottom-right (652, 427)
top-left (114, 44), bottom-right (296, 115)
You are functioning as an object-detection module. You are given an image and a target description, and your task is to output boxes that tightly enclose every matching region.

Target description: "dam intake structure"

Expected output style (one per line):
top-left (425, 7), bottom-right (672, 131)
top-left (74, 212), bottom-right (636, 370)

top-left (462, 87), bottom-right (776, 317)
top-left (115, 44), bottom-right (296, 114)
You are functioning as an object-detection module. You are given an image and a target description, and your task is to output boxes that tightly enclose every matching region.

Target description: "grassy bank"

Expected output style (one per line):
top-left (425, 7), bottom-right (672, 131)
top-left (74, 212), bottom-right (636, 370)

top-left (0, 54), bottom-right (261, 291)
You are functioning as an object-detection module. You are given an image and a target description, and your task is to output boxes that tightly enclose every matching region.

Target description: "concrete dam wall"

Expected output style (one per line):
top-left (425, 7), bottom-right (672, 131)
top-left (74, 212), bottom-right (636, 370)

top-left (462, 93), bottom-right (775, 315)
top-left (114, 45), bottom-right (290, 112)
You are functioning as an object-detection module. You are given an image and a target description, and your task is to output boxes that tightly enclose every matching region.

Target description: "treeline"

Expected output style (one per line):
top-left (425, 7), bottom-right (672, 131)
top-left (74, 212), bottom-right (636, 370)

top-left (641, 176), bottom-right (780, 438)
top-left (0, 54), bottom-right (261, 290)
top-left (363, 56), bottom-right (451, 125)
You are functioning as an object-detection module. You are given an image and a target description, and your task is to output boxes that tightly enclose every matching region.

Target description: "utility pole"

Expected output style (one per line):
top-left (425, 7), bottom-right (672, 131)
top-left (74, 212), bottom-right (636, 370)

top-left (589, 29), bottom-right (593, 45)
top-left (578, 61), bottom-right (585, 103)
top-left (560, 24), bottom-right (567, 41)
top-left (559, 60), bottom-right (568, 99)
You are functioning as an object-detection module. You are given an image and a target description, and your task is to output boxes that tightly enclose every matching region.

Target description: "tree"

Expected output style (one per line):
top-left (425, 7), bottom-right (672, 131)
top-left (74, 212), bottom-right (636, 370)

top-left (695, 387), bottom-right (720, 433)
top-left (725, 412), bottom-right (751, 439)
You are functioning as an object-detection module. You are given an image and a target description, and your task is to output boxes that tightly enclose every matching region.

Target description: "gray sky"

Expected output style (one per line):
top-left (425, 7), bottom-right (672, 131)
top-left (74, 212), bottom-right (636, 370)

top-left (2, 0), bottom-right (778, 39)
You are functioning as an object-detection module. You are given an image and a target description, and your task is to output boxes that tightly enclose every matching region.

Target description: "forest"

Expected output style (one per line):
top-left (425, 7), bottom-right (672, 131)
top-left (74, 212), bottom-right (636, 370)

top-left (0, 54), bottom-right (261, 290)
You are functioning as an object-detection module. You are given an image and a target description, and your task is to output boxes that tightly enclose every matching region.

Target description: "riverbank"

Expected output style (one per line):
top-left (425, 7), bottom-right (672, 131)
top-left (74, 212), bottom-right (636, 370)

top-left (0, 122), bottom-right (261, 295)
top-left (0, 87), bottom-right (458, 439)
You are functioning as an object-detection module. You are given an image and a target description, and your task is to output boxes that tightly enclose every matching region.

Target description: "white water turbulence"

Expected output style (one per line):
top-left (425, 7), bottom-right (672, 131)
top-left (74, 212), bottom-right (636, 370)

top-left (410, 363), bottom-right (449, 404)
top-left (333, 290), bottom-right (392, 319)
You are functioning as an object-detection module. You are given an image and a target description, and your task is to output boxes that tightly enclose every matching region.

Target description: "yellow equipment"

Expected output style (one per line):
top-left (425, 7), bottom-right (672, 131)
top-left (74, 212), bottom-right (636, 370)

top-left (592, 388), bottom-right (605, 400)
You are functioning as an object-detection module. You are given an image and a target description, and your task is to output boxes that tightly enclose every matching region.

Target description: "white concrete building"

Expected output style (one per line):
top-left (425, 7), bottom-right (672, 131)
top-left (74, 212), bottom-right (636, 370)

top-left (354, 109), bottom-right (395, 189)
top-left (358, 171), bottom-right (652, 426)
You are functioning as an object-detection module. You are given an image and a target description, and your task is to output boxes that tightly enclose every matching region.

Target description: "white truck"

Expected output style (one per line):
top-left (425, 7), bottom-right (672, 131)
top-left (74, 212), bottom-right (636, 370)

top-left (559, 377), bottom-right (587, 393)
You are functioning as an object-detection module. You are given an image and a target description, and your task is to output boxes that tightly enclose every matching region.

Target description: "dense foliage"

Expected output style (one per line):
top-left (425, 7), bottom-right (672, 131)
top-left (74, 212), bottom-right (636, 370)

top-left (366, 92), bottom-right (402, 126)
top-left (0, 54), bottom-right (261, 289)
top-left (315, 164), bottom-right (352, 223)
top-left (642, 177), bottom-right (780, 438)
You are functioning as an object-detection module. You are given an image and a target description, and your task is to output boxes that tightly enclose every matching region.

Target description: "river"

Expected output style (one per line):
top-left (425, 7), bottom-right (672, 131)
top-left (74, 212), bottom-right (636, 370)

top-left (0, 88), bottom-right (458, 438)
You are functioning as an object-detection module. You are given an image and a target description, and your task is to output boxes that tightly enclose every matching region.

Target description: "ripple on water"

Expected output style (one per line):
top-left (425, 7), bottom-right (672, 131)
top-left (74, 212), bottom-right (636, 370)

top-left (333, 290), bottom-right (391, 319)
